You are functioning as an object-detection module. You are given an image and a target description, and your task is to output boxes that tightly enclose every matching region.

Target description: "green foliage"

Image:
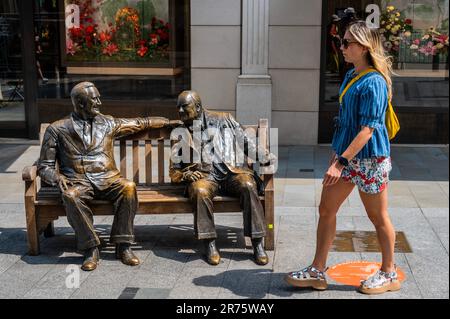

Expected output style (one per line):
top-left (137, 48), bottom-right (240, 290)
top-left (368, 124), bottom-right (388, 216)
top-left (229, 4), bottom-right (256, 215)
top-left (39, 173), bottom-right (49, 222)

top-left (440, 18), bottom-right (449, 32)
top-left (136, 0), bottom-right (156, 26)
top-left (101, 0), bottom-right (128, 25)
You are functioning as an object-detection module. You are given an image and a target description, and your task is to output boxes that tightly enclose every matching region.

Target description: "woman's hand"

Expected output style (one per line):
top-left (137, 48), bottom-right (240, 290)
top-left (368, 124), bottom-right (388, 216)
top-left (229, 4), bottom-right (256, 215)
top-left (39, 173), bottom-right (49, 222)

top-left (322, 160), bottom-right (344, 187)
top-left (329, 152), bottom-right (337, 166)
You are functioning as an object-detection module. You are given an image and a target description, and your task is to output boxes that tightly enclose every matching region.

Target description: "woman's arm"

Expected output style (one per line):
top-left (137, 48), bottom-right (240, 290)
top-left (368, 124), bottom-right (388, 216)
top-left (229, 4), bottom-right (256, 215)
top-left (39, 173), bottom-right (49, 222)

top-left (323, 126), bottom-right (374, 186)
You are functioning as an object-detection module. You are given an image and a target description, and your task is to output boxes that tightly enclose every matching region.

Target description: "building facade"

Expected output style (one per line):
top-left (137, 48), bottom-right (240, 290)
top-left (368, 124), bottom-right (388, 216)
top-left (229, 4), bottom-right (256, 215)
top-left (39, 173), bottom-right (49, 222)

top-left (0, 0), bottom-right (448, 144)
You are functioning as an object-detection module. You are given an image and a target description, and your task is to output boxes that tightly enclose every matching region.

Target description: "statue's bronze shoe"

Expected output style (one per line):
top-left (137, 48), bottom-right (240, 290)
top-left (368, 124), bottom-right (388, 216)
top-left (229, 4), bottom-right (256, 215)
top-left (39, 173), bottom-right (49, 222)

top-left (115, 244), bottom-right (140, 266)
top-left (81, 247), bottom-right (99, 271)
top-left (252, 238), bottom-right (269, 266)
top-left (204, 239), bottom-right (221, 266)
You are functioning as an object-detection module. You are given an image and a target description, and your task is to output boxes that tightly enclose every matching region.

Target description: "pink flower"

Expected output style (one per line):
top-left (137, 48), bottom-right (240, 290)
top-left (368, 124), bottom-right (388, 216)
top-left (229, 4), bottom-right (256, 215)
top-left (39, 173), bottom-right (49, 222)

top-left (418, 42), bottom-right (437, 56)
top-left (435, 34), bottom-right (449, 44)
top-left (66, 39), bottom-right (79, 55)
top-left (413, 39), bottom-right (421, 45)
top-left (102, 43), bottom-right (119, 56)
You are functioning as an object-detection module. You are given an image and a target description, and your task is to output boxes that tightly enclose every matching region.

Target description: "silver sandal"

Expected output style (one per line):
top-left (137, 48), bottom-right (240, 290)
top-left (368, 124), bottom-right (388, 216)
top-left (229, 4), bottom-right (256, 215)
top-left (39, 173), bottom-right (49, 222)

top-left (358, 267), bottom-right (401, 295)
top-left (285, 265), bottom-right (328, 290)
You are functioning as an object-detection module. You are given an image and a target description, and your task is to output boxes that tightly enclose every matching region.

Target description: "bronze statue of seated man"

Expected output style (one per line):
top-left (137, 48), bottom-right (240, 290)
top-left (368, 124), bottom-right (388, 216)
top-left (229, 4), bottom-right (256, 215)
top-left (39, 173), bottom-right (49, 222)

top-left (170, 90), bottom-right (277, 266)
top-left (38, 81), bottom-right (179, 271)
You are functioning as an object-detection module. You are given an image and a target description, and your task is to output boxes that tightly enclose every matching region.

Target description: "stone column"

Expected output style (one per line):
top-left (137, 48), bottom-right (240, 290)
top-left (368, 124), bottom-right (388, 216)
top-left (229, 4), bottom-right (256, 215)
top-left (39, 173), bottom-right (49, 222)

top-left (236, 0), bottom-right (272, 125)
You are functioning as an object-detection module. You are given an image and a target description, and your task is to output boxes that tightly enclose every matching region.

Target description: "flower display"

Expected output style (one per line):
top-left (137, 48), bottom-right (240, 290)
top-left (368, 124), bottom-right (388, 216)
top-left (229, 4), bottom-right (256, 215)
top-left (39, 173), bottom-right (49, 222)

top-left (409, 27), bottom-right (449, 57)
top-left (379, 5), bottom-right (411, 55)
top-left (115, 7), bottom-right (141, 49)
top-left (65, 0), bottom-right (170, 63)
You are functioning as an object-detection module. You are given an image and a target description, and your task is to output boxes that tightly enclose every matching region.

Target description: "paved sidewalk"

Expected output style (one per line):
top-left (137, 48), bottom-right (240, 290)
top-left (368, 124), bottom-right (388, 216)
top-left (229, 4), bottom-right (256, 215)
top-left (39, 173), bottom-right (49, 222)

top-left (0, 140), bottom-right (448, 299)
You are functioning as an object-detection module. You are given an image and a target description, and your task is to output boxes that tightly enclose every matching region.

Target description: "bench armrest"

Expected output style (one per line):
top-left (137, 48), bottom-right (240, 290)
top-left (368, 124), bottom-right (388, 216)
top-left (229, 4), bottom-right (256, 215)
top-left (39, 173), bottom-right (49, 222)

top-left (22, 165), bottom-right (37, 182)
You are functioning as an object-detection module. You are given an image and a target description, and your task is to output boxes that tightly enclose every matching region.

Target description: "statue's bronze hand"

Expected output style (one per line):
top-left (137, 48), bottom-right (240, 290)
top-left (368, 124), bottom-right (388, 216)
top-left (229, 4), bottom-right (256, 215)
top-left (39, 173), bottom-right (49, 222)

top-left (183, 170), bottom-right (204, 182)
top-left (57, 175), bottom-right (71, 192)
top-left (149, 117), bottom-right (170, 129)
top-left (168, 120), bottom-right (184, 128)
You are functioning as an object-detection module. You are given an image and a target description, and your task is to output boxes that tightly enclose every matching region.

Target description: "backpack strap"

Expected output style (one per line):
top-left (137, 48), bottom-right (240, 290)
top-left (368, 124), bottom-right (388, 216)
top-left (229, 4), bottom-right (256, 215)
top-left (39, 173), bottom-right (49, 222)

top-left (339, 68), bottom-right (377, 106)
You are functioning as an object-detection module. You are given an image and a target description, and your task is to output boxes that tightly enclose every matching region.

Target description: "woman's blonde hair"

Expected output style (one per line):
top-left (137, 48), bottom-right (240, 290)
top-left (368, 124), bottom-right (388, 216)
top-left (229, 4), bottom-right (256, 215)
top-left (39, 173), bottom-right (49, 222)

top-left (347, 21), bottom-right (394, 99)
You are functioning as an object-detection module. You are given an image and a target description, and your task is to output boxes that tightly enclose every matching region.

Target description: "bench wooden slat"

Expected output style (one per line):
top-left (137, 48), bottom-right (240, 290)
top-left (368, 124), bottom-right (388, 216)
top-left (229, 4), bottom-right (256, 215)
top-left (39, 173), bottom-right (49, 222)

top-left (158, 139), bottom-right (165, 184)
top-left (120, 140), bottom-right (127, 178)
top-left (36, 199), bottom-right (263, 217)
top-left (132, 140), bottom-right (139, 183)
top-left (145, 140), bottom-right (152, 185)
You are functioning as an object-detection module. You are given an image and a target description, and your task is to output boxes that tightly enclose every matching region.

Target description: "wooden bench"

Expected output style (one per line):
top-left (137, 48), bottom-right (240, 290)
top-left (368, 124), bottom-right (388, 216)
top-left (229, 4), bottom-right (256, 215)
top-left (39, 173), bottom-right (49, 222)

top-left (22, 119), bottom-right (275, 256)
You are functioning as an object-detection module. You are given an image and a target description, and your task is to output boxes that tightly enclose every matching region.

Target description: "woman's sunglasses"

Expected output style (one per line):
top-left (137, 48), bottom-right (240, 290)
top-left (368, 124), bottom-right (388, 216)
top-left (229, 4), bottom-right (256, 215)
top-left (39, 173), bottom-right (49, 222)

top-left (341, 39), bottom-right (359, 49)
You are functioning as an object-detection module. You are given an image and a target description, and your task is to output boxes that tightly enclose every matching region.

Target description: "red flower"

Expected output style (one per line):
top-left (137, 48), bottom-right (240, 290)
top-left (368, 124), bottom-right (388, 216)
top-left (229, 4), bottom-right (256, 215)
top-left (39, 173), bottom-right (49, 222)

top-left (405, 19), bottom-right (412, 25)
top-left (150, 33), bottom-right (159, 41)
top-left (85, 25), bottom-right (95, 34)
top-left (85, 35), bottom-right (93, 47)
top-left (435, 34), bottom-right (449, 44)
top-left (69, 27), bottom-right (83, 38)
top-left (137, 45), bottom-right (148, 57)
top-left (160, 31), bottom-right (169, 41)
top-left (99, 31), bottom-right (111, 43)
top-left (102, 43), bottom-right (119, 56)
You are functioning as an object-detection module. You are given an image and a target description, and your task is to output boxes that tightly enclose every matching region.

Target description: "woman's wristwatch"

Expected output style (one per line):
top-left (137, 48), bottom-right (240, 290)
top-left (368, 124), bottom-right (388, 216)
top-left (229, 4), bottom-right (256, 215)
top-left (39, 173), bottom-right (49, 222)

top-left (337, 156), bottom-right (349, 167)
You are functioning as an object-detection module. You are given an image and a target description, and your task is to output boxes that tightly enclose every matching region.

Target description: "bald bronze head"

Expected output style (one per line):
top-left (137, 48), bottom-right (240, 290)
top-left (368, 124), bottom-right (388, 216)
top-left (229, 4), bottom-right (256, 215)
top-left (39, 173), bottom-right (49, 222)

top-left (71, 82), bottom-right (102, 120)
top-left (177, 90), bottom-right (203, 127)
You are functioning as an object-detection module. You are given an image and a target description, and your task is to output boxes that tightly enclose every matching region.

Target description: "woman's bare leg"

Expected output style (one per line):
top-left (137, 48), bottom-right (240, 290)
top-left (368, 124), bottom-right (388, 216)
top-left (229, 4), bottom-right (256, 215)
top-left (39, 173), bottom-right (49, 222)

top-left (359, 186), bottom-right (396, 273)
top-left (311, 179), bottom-right (355, 271)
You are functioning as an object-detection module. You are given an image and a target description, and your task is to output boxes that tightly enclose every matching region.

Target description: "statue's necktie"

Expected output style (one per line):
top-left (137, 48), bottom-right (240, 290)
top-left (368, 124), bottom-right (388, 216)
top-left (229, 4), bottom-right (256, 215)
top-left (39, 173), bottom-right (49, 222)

top-left (83, 121), bottom-right (92, 147)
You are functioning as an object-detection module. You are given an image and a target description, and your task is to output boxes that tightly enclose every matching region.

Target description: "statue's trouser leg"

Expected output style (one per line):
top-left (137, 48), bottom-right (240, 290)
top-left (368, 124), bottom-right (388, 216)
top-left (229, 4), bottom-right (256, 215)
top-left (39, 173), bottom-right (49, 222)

top-left (96, 178), bottom-right (137, 245)
top-left (61, 183), bottom-right (98, 251)
top-left (224, 173), bottom-right (266, 239)
top-left (188, 178), bottom-right (220, 240)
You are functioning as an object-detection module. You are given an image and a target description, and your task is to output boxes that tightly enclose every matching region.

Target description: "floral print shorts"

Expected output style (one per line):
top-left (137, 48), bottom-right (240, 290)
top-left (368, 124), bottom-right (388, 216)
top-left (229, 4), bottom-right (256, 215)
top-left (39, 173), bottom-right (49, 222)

top-left (341, 157), bottom-right (392, 194)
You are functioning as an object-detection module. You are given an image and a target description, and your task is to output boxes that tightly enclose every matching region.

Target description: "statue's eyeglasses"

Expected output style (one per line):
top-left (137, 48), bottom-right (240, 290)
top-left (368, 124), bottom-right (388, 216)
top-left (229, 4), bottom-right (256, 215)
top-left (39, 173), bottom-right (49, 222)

top-left (341, 39), bottom-right (359, 49)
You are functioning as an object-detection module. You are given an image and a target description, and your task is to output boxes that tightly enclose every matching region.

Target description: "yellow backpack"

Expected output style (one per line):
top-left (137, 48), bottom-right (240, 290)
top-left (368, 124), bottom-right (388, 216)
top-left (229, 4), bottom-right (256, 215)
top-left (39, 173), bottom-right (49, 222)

top-left (339, 68), bottom-right (400, 140)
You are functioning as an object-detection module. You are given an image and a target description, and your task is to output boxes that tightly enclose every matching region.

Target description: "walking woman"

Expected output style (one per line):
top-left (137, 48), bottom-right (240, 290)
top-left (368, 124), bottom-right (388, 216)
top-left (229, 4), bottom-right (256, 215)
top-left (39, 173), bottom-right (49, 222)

top-left (285, 21), bottom-right (400, 295)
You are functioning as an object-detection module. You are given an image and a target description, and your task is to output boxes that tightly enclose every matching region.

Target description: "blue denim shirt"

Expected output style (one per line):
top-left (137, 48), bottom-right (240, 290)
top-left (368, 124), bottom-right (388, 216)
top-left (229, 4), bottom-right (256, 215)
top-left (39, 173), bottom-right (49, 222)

top-left (332, 69), bottom-right (391, 159)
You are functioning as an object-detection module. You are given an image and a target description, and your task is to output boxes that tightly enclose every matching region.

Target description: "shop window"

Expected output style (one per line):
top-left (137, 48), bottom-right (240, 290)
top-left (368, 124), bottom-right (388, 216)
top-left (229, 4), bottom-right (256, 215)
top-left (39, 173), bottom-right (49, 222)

top-left (34, 0), bottom-right (189, 104)
top-left (0, 0), bottom-right (25, 124)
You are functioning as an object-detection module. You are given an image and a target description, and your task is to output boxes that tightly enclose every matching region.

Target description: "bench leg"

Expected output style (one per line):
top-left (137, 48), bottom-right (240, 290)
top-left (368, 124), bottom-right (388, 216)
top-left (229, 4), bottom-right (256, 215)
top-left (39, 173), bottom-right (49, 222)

top-left (43, 221), bottom-right (55, 238)
top-left (25, 201), bottom-right (40, 255)
top-left (25, 180), bottom-right (40, 255)
top-left (264, 191), bottom-right (275, 251)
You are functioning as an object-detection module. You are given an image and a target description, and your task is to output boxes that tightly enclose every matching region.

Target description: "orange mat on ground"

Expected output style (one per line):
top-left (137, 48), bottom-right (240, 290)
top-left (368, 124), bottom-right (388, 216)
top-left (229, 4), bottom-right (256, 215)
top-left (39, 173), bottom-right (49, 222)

top-left (327, 261), bottom-right (406, 287)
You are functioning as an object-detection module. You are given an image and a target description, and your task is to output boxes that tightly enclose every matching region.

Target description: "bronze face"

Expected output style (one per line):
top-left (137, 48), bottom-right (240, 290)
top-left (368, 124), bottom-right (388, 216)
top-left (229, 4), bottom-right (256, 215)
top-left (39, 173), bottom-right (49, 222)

top-left (177, 91), bottom-right (202, 127)
top-left (72, 82), bottom-right (102, 120)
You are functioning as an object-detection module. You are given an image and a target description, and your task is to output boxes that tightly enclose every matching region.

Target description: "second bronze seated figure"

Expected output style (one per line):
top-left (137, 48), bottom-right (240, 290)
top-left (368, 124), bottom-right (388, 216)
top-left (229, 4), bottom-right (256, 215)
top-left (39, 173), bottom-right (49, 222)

top-left (170, 91), bottom-right (277, 266)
